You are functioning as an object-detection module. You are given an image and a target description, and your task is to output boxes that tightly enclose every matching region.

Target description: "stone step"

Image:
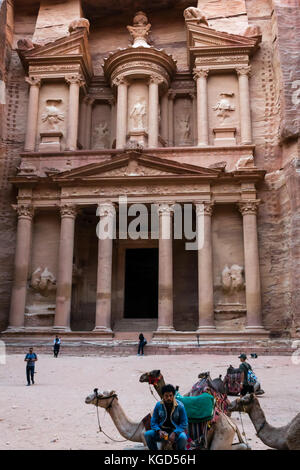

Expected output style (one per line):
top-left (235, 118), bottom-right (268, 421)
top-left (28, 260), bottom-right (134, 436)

top-left (113, 318), bottom-right (158, 332)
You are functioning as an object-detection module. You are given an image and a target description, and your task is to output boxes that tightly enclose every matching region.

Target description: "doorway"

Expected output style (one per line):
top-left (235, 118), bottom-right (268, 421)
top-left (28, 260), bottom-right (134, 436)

top-left (124, 248), bottom-right (158, 318)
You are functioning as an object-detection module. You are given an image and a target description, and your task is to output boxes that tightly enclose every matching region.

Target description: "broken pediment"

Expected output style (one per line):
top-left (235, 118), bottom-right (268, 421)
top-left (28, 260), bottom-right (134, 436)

top-left (52, 151), bottom-right (222, 182)
top-left (185, 23), bottom-right (261, 69)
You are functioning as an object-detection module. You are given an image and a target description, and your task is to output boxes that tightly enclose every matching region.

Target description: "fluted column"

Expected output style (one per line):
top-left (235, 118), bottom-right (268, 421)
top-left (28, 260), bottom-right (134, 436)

top-left (160, 92), bottom-right (169, 145)
top-left (194, 201), bottom-right (216, 331)
top-left (78, 98), bottom-right (88, 148)
top-left (148, 76), bottom-right (161, 148)
top-left (167, 91), bottom-right (175, 146)
top-left (190, 91), bottom-right (197, 146)
top-left (194, 68), bottom-right (209, 146)
top-left (24, 77), bottom-right (41, 151)
top-left (237, 66), bottom-right (252, 145)
top-left (8, 204), bottom-right (34, 330)
top-left (114, 76), bottom-right (128, 149)
top-left (54, 204), bottom-right (77, 331)
top-left (66, 74), bottom-right (85, 151)
top-left (94, 202), bottom-right (115, 332)
top-left (157, 203), bottom-right (175, 332)
top-left (238, 200), bottom-right (264, 329)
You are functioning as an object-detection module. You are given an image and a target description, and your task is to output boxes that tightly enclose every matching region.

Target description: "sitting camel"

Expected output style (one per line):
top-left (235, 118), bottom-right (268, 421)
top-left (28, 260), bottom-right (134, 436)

top-left (188, 371), bottom-right (226, 396)
top-left (139, 369), bottom-right (248, 450)
top-left (228, 393), bottom-right (300, 450)
top-left (85, 388), bottom-right (147, 447)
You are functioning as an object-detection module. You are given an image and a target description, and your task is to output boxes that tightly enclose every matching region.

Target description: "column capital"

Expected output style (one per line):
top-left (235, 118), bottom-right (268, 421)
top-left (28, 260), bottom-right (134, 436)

top-left (13, 204), bottom-right (34, 219)
top-left (167, 90), bottom-right (176, 100)
top-left (97, 201), bottom-right (116, 218)
top-left (83, 95), bottom-right (95, 105)
top-left (236, 65), bottom-right (251, 77)
top-left (149, 74), bottom-right (164, 86)
top-left (112, 75), bottom-right (129, 87)
top-left (60, 204), bottom-right (77, 218)
top-left (193, 68), bottom-right (209, 80)
top-left (194, 201), bottom-right (214, 216)
top-left (238, 199), bottom-right (260, 215)
top-left (188, 91), bottom-right (196, 100)
top-left (156, 202), bottom-right (175, 216)
top-left (65, 74), bottom-right (85, 87)
top-left (25, 76), bottom-right (41, 87)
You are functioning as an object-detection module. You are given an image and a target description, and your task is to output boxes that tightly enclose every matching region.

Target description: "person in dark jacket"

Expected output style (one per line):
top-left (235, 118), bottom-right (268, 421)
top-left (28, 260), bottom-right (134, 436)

top-left (24, 347), bottom-right (38, 386)
top-left (144, 384), bottom-right (188, 450)
top-left (137, 333), bottom-right (147, 356)
top-left (238, 353), bottom-right (254, 396)
top-left (53, 336), bottom-right (61, 358)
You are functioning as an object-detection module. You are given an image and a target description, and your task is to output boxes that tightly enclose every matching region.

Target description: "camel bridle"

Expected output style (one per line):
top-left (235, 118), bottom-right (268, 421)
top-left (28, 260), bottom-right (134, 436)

top-left (92, 388), bottom-right (143, 443)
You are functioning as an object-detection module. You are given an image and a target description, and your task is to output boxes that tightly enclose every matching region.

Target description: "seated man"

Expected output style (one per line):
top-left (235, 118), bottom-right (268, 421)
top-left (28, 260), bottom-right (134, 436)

top-left (144, 384), bottom-right (188, 450)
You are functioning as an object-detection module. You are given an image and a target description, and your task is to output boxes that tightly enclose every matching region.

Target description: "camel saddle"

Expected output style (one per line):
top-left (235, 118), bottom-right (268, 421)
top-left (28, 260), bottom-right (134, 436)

top-left (175, 392), bottom-right (215, 423)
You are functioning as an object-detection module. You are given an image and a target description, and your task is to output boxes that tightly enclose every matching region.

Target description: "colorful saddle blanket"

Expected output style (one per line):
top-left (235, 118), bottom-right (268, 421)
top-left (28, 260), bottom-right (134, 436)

top-left (175, 392), bottom-right (215, 423)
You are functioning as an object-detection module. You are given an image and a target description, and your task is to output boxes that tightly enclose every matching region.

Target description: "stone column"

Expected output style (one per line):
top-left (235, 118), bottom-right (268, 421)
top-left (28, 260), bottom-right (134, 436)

top-left (115, 76), bottom-right (128, 149)
top-left (8, 205), bottom-right (34, 330)
top-left (190, 92), bottom-right (197, 146)
top-left (66, 74), bottom-right (84, 151)
top-left (24, 77), bottom-right (41, 151)
top-left (194, 68), bottom-right (209, 146)
top-left (148, 76), bottom-right (161, 148)
top-left (167, 91), bottom-right (175, 146)
top-left (238, 200), bottom-right (264, 329)
top-left (194, 201), bottom-right (216, 330)
top-left (78, 98), bottom-right (87, 148)
top-left (237, 66), bottom-right (252, 145)
top-left (157, 203), bottom-right (175, 332)
top-left (94, 202), bottom-right (115, 332)
top-left (160, 92), bottom-right (169, 145)
top-left (54, 204), bottom-right (77, 331)
top-left (83, 96), bottom-right (94, 149)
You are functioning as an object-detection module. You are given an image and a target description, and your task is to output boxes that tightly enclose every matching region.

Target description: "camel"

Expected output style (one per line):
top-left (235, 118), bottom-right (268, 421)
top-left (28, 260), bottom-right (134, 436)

top-left (85, 388), bottom-right (148, 447)
top-left (188, 371), bottom-right (226, 396)
top-left (228, 393), bottom-right (300, 450)
top-left (139, 369), bottom-right (248, 450)
top-left (224, 365), bottom-right (265, 396)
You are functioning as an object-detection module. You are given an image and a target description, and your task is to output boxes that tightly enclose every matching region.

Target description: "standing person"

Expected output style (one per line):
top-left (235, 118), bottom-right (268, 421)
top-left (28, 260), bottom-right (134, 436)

top-left (53, 336), bottom-right (61, 358)
top-left (137, 333), bottom-right (147, 356)
top-left (24, 347), bottom-right (38, 386)
top-left (144, 384), bottom-right (188, 450)
top-left (238, 353), bottom-right (254, 396)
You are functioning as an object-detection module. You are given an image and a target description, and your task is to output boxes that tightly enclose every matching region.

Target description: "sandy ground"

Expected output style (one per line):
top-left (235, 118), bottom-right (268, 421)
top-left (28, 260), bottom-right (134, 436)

top-left (1, 352), bottom-right (300, 450)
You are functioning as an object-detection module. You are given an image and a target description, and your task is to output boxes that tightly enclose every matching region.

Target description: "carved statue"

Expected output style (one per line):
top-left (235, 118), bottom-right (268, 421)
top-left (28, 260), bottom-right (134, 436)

top-left (222, 265), bottom-right (245, 294)
top-left (183, 7), bottom-right (208, 26)
top-left (93, 121), bottom-right (109, 149)
top-left (213, 93), bottom-right (235, 121)
top-left (30, 267), bottom-right (56, 296)
top-left (130, 99), bottom-right (147, 130)
top-left (127, 11), bottom-right (151, 48)
top-left (177, 114), bottom-right (191, 143)
top-left (41, 100), bottom-right (64, 131)
top-left (243, 24), bottom-right (262, 38)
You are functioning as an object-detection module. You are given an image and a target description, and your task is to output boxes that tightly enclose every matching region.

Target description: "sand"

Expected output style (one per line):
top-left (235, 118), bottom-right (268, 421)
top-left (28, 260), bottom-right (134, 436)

top-left (1, 352), bottom-right (299, 450)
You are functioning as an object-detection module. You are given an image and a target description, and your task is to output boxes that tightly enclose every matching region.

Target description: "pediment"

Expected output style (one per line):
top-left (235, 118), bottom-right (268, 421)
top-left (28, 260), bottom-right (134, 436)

top-left (53, 152), bottom-right (222, 182)
top-left (18, 29), bottom-right (93, 77)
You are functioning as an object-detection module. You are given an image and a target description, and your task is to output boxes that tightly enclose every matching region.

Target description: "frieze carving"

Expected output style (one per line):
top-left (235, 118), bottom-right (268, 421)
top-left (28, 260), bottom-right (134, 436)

top-left (29, 64), bottom-right (80, 74)
top-left (30, 267), bottom-right (56, 296)
top-left (222, 264), bottom-right (245, 293)
top-left (196, 56), bottom-right (247, 65)
top-left (127, 11), bottom-right (151, 48)
top-left (238, 200), bottom-right (260, 215)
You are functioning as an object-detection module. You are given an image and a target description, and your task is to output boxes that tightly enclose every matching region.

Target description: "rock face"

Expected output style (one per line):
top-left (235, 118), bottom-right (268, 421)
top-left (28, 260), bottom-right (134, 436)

top-left (0, 0), bottom-right (299, 337)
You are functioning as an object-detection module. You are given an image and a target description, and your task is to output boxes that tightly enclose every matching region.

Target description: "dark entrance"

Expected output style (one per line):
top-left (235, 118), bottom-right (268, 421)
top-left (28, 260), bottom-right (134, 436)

top-left (124, 248), bottom-right (158, 318)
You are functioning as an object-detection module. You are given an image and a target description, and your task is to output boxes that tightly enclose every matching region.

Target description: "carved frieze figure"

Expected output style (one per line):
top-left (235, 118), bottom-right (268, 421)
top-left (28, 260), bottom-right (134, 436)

top-left (127, 11), bottom-right (151, 48)
top-left (93, 121), bottom-right (109, 149)
top-left (17, 162), bottom-right (38, 176)
top-left (235, 155), bottom-right (254, 169)
top-left (41, 100), bottom-right (64, 131)
top-left (177, 114), bottom-right (191, 143)
top-left (222, 265), bottom-right (245, 294)
top-left (30, 267), bottom-right (56, 296)
top-left (183, 7), bottom-right (208, 26)
top-left (130, 99), bottom-right (147, 130)
top-left (213, 93), bottom-right (235, 121)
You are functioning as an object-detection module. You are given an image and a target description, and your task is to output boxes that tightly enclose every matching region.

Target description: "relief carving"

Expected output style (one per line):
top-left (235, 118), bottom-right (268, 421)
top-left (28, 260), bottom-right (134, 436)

top-left (176, 114), bottom-right (191, 144)
top-left (127, 11), bottom-right (151, 48)
top-left (183, 7), bottom-right (208, 26)
top-left (93, 121), bottom-right (109, 149)
top-left (222, 265), bottom-right (245, 294)
top-left (30, 267), bottom-right (56, 296)
top-left (41, 100), bottom-right (64, 131)
top-left (213, 93), bottom-right (235, 122)
top-left (130, 99), bottom-right (147, 130)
